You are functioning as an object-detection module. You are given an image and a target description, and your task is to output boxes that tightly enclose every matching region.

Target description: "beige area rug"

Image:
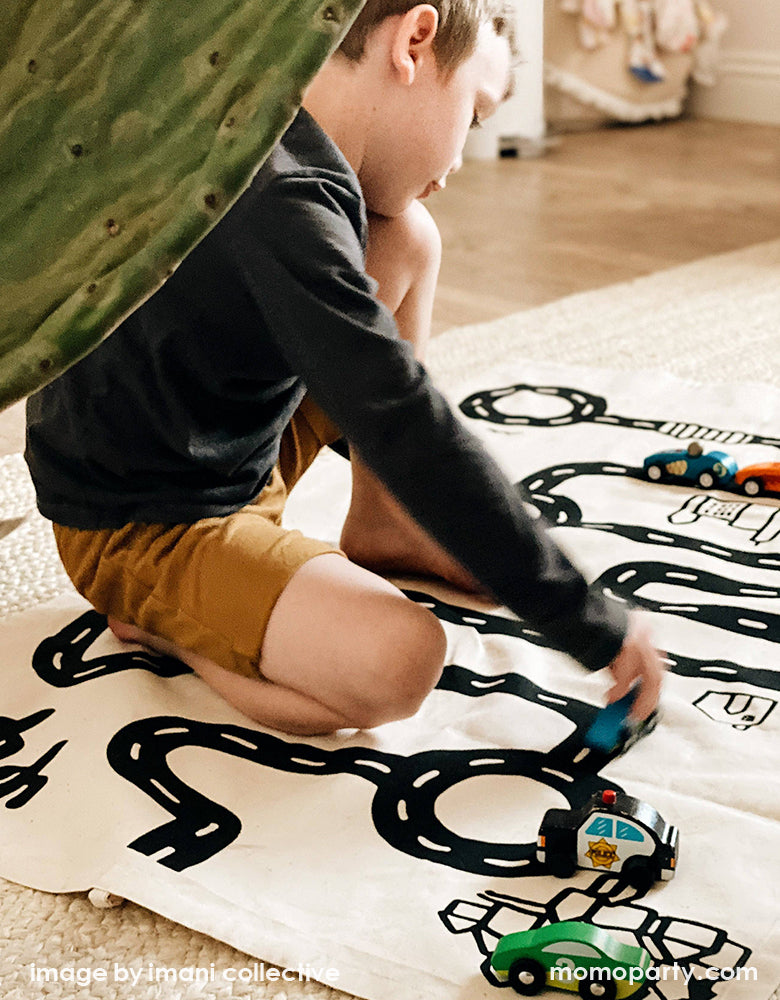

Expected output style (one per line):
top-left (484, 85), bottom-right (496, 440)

top-left (1, 238), bottom-right (779, 1000)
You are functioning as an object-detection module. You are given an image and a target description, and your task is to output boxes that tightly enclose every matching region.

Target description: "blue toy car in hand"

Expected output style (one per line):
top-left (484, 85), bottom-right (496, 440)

top-left (643, 441), bottom-right (737, 489)
top-left (585, 689), bottom-right (658, 755)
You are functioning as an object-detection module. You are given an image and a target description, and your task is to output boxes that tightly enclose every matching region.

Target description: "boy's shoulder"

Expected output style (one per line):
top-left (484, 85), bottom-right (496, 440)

top-left (254, 108), bottom-right (359, 199)
top-left (245, 108), bottom-right (367, 252)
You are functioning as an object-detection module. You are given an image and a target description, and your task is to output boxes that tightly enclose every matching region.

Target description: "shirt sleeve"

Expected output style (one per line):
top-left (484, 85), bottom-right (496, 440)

top-left (236, 173), bottom-right (627, 671)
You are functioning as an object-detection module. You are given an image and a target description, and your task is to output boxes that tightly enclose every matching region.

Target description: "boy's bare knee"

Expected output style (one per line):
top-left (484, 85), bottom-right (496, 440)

top-left (388, 602), bottom-right (447, 715)
top-left (367, 201), bottom-right (442, 311)
top-left (348, 602), bottom-right (446, 729)
top-left (400, 199), bottom-right (442, 267)
top-left (385, 200), bottom-right (442, 279)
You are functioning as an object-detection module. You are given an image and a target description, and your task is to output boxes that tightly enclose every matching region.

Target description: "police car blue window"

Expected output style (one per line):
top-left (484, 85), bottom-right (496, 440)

top-left (585, 818), bottom-right (614, 837)
top-left (616, 821), bottom-right (644, 842)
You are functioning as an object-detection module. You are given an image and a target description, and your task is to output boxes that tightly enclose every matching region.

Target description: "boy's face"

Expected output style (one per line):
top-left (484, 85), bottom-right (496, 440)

top-left (360, 21), bottom-right (512, 218)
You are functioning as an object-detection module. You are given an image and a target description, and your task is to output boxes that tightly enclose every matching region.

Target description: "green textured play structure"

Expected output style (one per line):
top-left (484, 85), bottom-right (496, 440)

top-left (0, 0), bottom-right (365, 411)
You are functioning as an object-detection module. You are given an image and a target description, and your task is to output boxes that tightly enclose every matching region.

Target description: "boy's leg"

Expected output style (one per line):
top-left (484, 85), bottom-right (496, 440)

top-left (110, 554), bottom-right (445, 736)
top-left (92, 287), bottom-right (451, 737)
top-left (339, 202), bottom-right (480, 591)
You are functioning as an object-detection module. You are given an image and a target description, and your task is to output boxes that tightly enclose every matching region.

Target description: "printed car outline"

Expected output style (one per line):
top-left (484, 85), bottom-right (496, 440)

top-left (490, 920), bottom-right (653, 999)
top-left (734, 462), bottom-right (780, 497)
top-left (642, 441), bottom-right (738, 489)
top-left (537, 789), bottom-right (679, 890)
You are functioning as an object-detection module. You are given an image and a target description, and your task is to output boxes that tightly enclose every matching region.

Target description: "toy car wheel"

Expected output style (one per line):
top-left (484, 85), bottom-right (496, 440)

top-left (623, 857), bottom-right (656, 893)
top-left (645, 463), bottom-right (664, 482)
top-left (547, 854), bottom-right (578, 879)
top-left (697, 470), bottom-right (716, 489)
top-left (742, 477), bottom-right (762, 496)
top-left (578, 974), bottom-right (617, 1000)
top-left (507, 957), bottom-right (547, 996)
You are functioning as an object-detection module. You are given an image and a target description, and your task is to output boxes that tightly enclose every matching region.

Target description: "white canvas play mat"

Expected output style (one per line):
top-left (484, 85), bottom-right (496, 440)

top-left (1, 244), bottom-right (779, 1000)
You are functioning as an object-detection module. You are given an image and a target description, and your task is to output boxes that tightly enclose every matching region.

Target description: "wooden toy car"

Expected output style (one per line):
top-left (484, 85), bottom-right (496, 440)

top-left (537, 788), bottom-right (679, 890)
top-left (584, 688), bottom-right (658, 755)
top-left (490, 920), bottom-right (653, 998)
top-left (734, 462), bottom-right (780, 497)
top-left (643, 440), bottom-right (737, 489)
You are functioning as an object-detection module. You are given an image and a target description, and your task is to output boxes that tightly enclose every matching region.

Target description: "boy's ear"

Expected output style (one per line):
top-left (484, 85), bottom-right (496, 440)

top-left (390, 4), bottom-right (439, 85)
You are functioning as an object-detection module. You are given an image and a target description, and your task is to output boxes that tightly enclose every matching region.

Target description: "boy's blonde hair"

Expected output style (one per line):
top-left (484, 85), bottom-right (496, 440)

top-left (338, 1), bottom-right (516, 74)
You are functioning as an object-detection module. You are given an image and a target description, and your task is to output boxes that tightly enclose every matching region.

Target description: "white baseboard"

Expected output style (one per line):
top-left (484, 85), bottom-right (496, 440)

top-left (691, 49), bottom-right (780, 125)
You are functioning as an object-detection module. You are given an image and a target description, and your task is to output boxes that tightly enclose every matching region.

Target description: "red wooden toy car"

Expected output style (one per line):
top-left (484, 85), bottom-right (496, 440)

top-left (734, 462), bottom-right (780, 497)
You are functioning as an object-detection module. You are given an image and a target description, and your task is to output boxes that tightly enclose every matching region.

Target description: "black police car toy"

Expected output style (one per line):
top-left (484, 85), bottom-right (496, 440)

top-left (537, 788), bottom-right (679, 891)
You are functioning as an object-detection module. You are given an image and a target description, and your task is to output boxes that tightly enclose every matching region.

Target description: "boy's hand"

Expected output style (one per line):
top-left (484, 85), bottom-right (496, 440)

top-left (604, 614), bottom-right (666, 722)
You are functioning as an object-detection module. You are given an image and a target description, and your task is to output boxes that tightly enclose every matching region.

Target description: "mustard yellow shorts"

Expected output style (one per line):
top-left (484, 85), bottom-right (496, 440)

top-left (52, 397), bottom-right (345, 679)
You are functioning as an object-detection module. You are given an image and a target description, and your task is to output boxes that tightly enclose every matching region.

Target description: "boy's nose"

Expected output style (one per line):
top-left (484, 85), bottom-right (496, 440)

top-left (433, 157), bottom-right (463, 192)
top-left (436, 157), bottom-right (463, 190)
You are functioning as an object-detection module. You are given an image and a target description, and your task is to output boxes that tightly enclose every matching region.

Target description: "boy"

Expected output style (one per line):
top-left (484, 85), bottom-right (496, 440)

top-left (25, 1), bottom-right (664, 735)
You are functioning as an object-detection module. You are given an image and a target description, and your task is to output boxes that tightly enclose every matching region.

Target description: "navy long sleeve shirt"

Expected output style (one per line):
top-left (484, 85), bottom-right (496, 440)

top-left (25, 109), bottom-right (627, 670)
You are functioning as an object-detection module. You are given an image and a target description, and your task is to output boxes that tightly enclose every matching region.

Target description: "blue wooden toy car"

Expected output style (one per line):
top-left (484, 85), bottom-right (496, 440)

top-left (585, 689), bottom-right (658, 755)
top-left (643, 441), bottom-right (737, 489)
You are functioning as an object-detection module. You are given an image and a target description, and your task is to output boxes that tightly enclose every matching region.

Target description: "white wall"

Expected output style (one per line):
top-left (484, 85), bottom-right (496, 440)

top-left (690, 0), bottom-right (780, 125)
top-left (464, 0), bottom-right (545, 159)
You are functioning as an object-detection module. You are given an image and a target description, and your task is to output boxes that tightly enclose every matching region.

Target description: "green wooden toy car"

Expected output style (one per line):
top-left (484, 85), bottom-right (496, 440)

top-left (490, 920), bottom-right (653, 998)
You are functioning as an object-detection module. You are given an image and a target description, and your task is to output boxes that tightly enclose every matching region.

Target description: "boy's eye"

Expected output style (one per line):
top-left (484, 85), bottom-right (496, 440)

top-left (470, 112), bottom-right (482, 130)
